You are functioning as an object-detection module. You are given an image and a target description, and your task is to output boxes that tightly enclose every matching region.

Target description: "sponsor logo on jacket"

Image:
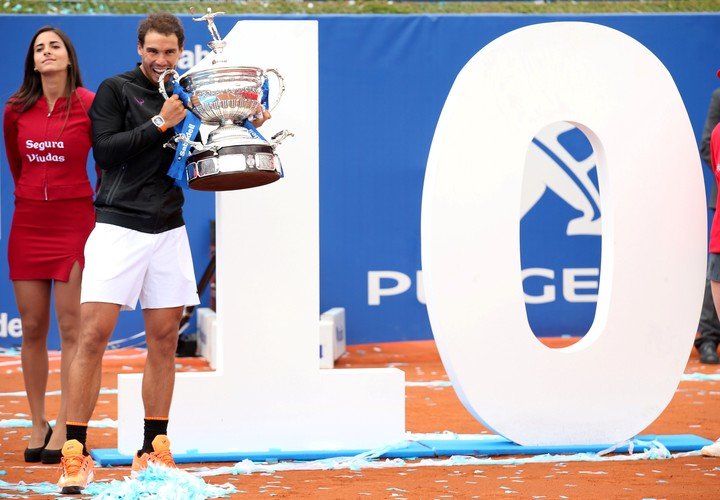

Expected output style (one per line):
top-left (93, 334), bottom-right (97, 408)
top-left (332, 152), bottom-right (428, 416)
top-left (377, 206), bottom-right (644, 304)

top-left (25, 140), bottom-right (65, 162)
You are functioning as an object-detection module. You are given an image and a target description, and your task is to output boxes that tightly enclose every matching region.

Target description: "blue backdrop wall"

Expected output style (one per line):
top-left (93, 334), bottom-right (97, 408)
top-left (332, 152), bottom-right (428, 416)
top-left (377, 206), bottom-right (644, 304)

top-left (0, 13), bottom-right (716, 348)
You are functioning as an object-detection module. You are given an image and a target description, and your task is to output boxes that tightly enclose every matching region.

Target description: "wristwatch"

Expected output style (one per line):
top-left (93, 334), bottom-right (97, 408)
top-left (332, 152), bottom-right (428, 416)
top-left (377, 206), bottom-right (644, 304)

top-left (151, 114), bottom-right (167, 133)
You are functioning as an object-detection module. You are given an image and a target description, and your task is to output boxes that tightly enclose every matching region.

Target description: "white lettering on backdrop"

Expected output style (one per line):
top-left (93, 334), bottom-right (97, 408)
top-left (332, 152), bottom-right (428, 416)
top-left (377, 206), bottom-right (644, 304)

top-left (367, 268), bottom-right (600, 306)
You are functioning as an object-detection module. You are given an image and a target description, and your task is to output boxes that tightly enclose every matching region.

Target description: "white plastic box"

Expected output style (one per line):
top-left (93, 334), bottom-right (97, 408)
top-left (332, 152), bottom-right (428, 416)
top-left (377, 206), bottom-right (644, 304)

top-left (196, 306), bottom-right (346, 369)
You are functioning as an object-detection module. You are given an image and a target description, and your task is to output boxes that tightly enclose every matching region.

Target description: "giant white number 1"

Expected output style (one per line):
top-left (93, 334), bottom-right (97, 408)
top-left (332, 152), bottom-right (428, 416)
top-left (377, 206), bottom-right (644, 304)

top-left (422, 22), bottom-right (705, 445)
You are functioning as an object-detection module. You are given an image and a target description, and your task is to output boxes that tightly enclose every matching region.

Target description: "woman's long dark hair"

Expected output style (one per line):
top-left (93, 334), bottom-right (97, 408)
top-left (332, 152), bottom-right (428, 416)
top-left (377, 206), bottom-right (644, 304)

top-left (8, 26), bottom-right (84, 117)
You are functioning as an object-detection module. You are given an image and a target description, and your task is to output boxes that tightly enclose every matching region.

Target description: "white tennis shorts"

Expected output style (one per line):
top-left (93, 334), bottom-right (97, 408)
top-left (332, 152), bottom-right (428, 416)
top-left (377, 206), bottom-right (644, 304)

top-left (81, 223), bottom-right (200, 311)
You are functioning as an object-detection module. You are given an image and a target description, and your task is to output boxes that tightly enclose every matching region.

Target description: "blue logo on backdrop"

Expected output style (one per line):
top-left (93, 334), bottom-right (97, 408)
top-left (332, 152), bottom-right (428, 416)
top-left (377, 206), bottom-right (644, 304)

top-left (521, 122), bottom-right (602, 337)
top-left (367, 123), bottom-right (602, 337)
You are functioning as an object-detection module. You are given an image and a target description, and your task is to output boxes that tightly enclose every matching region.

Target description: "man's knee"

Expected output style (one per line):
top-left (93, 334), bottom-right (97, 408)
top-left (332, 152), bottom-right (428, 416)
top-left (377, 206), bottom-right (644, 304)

top-left (78, 324), bottom-right (113, 357)
top-left (77, 303), bottom-right (120, 355)
top-left (149, 326), bottom-right (180, 353)
top-left (144, 308), bottom-right (182, 354)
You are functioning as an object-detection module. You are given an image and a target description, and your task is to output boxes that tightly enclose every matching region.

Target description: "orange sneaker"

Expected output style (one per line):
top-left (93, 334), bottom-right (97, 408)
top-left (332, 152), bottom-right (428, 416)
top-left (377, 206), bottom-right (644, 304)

top-left (131, 434), bottom-right (177, 477)
top-left (57, 440), bottom-right (94, 494)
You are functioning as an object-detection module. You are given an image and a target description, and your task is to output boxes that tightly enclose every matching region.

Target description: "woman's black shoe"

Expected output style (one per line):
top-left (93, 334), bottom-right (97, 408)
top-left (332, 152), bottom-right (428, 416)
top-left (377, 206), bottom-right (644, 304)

top-left (699, 341), bottom-right (720, 364)
top-left (40, 447), bottom-right (62, 464)
top-left (23, 425), bottom-right (52, 463)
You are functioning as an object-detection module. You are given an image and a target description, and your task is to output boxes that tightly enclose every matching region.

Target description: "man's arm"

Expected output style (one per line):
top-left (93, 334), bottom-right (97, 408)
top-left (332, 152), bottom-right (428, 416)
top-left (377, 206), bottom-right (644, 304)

top-left (89, 80), bottom-right (164, 169)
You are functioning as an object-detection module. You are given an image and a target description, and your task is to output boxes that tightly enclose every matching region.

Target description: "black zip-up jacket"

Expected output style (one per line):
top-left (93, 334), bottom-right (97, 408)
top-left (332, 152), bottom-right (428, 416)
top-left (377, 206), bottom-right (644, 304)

top-left (89, 65), bottom-right (184, 233)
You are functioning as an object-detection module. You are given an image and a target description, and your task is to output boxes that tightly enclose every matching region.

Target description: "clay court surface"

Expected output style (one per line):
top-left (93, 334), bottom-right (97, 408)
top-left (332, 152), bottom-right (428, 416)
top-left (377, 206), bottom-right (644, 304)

top-left (0, 338), bottom-right (719, 498)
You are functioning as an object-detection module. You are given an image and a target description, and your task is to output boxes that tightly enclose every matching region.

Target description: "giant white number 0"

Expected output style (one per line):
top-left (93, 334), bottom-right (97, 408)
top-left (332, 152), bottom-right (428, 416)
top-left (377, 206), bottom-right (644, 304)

top-left (421, 22), bottom-right (706, 445)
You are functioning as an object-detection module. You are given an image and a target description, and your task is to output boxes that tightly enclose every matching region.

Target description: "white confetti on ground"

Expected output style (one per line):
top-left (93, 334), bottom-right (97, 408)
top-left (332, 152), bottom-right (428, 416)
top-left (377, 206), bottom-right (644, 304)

top-left (405, 380), bottom-right (452, 388)
top-left (0, 388), bottom-right (117, 398)
top-left (0, 418), bottom-right (117, 428)
top-left (91, 464), bottom-right (235, 499)
top-left (189, 439), bottom-right (697, 477)
top-left (681, 373), bottom-right (720, 381)
top-left (0, 465), bottom-right (235, 499)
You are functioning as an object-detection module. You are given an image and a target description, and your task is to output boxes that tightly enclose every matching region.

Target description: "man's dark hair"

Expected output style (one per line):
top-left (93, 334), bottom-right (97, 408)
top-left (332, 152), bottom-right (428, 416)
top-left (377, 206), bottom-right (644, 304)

top-left (138, 12), bottom-right (185, 48)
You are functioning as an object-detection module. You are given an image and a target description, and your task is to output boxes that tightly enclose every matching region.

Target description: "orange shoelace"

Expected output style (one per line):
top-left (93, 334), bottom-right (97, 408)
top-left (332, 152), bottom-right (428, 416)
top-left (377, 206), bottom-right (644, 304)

top-left (61, 454), bottom-right (86, 476)
top-left (151, 450), bottom-right (176, 468)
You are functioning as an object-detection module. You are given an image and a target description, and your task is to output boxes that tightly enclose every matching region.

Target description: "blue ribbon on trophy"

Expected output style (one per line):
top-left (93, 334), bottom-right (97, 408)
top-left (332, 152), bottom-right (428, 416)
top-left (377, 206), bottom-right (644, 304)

top-left (166, 80), bottom-right (203, 189)
top-left (164, 76), bottom-right (271, 188)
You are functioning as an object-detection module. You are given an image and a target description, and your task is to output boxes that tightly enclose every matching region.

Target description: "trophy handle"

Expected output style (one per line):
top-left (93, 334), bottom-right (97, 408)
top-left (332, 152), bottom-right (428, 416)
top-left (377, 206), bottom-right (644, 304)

top-left (270, 129), bottom-right (295, 149)
top-left (158, 69), bottom-right (182, 100)
top-left (263, 68), bottom-right (285, 113)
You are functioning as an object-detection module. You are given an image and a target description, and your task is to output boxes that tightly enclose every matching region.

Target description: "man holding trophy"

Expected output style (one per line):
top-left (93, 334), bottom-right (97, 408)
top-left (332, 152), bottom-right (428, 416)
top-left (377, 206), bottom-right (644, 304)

top-left (56, 11), bottom-right (271, 493)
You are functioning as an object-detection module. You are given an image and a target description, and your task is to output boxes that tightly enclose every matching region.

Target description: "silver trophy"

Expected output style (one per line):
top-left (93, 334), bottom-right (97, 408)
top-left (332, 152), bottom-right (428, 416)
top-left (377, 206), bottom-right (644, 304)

top-left (160, 9), bottom-right (292, 191)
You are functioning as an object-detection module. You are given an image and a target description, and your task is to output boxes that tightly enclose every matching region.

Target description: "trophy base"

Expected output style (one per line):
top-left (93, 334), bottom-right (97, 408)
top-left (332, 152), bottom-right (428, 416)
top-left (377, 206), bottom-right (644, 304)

top-left (186, 143), bottom-right (283, 192)
top-left (190, 170), bottom-right (280, 191)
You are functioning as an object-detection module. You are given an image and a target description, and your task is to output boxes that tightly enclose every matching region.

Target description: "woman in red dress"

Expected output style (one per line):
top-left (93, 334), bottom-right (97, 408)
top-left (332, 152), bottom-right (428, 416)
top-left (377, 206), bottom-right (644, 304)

top-left (3, 26), bottom-right (96, 464)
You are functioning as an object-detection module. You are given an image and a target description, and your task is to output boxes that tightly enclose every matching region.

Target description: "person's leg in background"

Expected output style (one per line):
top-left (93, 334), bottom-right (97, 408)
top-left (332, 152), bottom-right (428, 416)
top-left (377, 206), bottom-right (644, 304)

top-left (697, 276), bottom-right (720, 364)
